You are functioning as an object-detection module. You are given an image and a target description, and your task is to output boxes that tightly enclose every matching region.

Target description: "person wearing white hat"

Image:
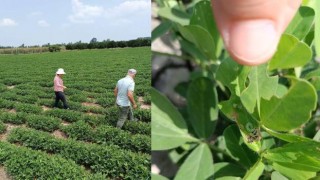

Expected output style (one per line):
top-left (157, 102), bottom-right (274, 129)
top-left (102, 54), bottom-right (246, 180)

top-left (53, 68), bottom-right (69, 109)
top-left (114, 69), bottom-right (138, 128)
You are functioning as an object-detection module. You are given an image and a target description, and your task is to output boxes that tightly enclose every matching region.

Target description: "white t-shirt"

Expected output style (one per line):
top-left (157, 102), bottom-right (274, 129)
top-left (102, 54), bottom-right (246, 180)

top-left (116, 75), bottom-right (135, 106)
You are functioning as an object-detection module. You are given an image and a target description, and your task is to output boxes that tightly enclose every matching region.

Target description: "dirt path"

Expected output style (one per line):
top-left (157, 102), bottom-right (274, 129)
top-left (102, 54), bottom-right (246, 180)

top-left (138, 96), bottom-right (151, 110)
top-left (82, 102), bottom-right (102, 108)
top-left (5, 109), bottom-right (16, 114)
top-left (85, 112), bottom-right (100, 116)
top-left (52, 130), bottom-right (67, 139)
top-left (7, 86), bottom-right (15, 89)
top-left (61, 121), bottom-right (71, 126)
top-left (0, 166), bottom-right (10, 180)
top-left (42, 106), bottom-right (51, 111)
top-left (0, 124), bottom-right (25, 141)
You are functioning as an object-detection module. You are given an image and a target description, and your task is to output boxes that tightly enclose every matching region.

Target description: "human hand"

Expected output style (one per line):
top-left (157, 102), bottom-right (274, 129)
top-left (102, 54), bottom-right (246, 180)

top-left (133, 104), bottom-right (138, 109)
top-left (63, 86), bottom-right (67, 89)
top-left (212, 0), bottom-right (301, 66)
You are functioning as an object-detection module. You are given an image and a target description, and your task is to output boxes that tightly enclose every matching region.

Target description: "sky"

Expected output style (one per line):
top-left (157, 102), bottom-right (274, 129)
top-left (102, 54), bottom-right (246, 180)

top-left (0, 0), bottom-right (151, 47)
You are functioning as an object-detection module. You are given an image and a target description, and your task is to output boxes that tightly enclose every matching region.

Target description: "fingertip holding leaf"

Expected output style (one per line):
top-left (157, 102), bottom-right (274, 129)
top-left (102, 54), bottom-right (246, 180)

top-left (227, 20), bottom-right (279, 66)
top-left (212, 0), bottom-right (301, 66)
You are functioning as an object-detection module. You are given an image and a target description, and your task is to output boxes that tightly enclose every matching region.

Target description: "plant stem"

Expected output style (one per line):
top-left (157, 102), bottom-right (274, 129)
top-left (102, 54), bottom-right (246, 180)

top-left (208, 144), bottom-right (246, 169)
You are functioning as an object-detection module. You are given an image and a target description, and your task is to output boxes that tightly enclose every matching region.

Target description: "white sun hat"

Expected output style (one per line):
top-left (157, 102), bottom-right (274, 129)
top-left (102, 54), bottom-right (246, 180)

top-left (128, 69), bottom-right (137, 75)
top-left (56, 68), bottom-right (66, 75)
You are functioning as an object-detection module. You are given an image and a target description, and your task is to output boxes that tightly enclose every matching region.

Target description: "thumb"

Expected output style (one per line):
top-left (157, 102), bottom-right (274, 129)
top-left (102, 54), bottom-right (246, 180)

top-left (212, 0), bottom-right (301, 65)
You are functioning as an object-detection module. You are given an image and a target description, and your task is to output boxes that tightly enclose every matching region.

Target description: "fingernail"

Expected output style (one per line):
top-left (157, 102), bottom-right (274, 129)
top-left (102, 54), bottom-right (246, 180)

top-left (228, 19), bottom-right (278, 65)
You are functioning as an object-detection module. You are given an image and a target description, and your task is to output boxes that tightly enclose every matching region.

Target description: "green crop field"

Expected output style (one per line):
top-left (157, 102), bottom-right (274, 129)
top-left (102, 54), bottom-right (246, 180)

top-left (0, 47), bottom-right (151, 179)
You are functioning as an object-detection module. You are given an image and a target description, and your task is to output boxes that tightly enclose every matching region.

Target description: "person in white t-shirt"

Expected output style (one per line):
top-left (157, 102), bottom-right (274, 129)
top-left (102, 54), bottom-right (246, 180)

top-left (114, 69), bottom-right (138, 128)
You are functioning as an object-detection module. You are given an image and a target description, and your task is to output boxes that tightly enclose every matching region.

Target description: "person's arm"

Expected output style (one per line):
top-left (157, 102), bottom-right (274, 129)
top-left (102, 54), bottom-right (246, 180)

top-left (114, 86), bottom-right (118, 97)
top-left (61, 80), bottom-right (67, 89)
top-left (127, 90), bottom-right (137, 109)
top-left (54, 77), bottom-right (66, 89)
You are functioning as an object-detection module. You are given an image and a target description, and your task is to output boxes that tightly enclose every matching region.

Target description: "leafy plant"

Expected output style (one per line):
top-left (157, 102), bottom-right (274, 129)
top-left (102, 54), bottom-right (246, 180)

top-left (0, 121), bottom-right (6, 134)
top-left (0, 141), bottom-right (104, 179)
top-left (134, 109), bottom-right (151, 122)
top-left (7, 127), bottom-right (150, 179)
top-left (104, 113), bottom-right (150, 135)
top-left (45, 108), bottom-right (82, 122)
top-left (61, 121), bottom-right (151, 153)
top-left (15, 103), bottom-right (42, 114)
top-left (121, 121), bottom-right (151, 135)
top-left (152, 0), bottom-right (320, 179)
top-left (0, 112), bottom-right (27, 124)
top-left (26, 114), bottom-right (61, 132)
top-left (0, 98), bottom-right (15, 109)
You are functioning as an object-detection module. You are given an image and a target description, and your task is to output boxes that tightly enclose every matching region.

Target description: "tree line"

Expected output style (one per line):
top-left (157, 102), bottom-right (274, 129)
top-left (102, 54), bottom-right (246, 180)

top-left (65, 37), bottom-right (151, 50)
top-left (0, 37), bottom-right (151, 54)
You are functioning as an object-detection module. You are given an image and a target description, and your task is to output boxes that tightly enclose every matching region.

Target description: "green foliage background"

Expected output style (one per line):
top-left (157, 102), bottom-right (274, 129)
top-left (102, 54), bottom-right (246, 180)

top-left (152, 0), bottom-right (320, 179)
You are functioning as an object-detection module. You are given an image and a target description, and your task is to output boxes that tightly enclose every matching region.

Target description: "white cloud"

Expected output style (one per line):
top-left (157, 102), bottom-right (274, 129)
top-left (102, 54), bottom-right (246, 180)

top-left (106, 0), bottom-right (150, 19)
top-left (68, 0), bottom-right (104, 23)
top-left (38, 20), bottom-right (50, 27)
top-left (68, 0), bottom-right (150, 24)
top-left (0, 18), bottom-right (17, 26)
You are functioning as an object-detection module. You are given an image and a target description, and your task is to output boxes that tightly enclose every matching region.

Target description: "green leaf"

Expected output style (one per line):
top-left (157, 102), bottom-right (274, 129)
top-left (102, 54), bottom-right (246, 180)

top-left (314, 130), bottom-right (320, 141)
top-left (302, 0), bottom-right (311, 6)
top-left (311, 79), bottom-right (320, 91)
top-left (174, 82), bottom-right (189, 98)
top-left (260, 78), bottom-right (317, 132)
top-left (212, 163), bottom-right (246, 178)
top-left (304, 29), bottom-right (314, 46)
top-left (223, 124), bottom-right (258, 168)
top-left (272, 163), bottom-right (316, 180)
top-left (215, 177), bottom-right (241, 180)
top-left (178, 25), bottom-right (216, 61)
top-left (151, 88), bottom-right (198, 150)
top-left (243, 159), bottom-right (265, 180)
top-left (216, 58), bottom-right (251, 96)
top-left (220, 94), bottom-right (261, 152)
top-left (263, 126), bottom-right (312, 143)
top-left (271, 171), bottom-right (288, 180)
top-left (285, 6), bottom-right (315, 40)
top-left (219, 94), bottom-right (239, 120)
top-left (261, 132), bottom-right (276, 151)
top-left (175, 143), bottom-right (214, 180)
top-left (152, 174), bottom-right (169, 180)
top-left (169, 148), bottom-right (190, 164)
top-left (190, 0), bottom-right (222, 57)
top-left (303, 68), bottom-right (320, 80)
top-left (268, 34), bottom-right (312, 70)
top-left (275, 84), bottom-right (288, 98)
top-left (240, 64), bottom-right (278, 113)
top-left (179, 38), bottom-right (207, 62)
top-left (239, 128), bottom-right (261, 153)
top-left (263, 141), bottom-right (320, 172)
top-left (187, 77), bottom-right (218, 138)
top-left (152, 21), bottom-right (172, 41)
top-left (307, 0), bottom-right (320, 57)
top-left (158, 7), bottom-right (190, 26)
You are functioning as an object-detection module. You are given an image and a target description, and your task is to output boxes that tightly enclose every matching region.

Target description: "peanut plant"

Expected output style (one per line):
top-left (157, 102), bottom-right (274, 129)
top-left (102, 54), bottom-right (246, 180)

top-left (152, 0), bottom-right (320, 179)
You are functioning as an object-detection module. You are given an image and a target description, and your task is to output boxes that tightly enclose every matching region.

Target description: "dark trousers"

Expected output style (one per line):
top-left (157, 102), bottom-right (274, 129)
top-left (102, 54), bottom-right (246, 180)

top-left (54, 91), bottom-right (68, 109)
top-left (116, 105), bottom-right (134, 128)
